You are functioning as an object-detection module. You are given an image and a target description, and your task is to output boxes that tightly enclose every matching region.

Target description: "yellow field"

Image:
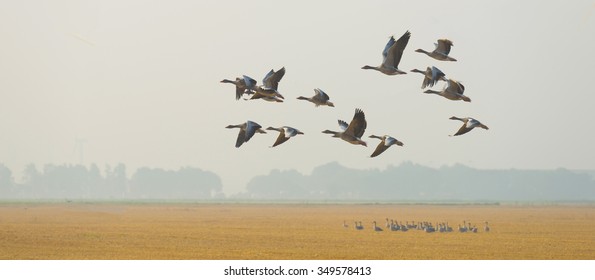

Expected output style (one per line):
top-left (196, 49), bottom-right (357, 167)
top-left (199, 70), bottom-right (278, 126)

top-left (1, 203), bottom-right (594, 259)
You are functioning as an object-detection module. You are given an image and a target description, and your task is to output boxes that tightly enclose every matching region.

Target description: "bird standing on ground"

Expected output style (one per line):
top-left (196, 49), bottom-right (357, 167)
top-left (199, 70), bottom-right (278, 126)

top-left (362, 31), bottom-right (411, 75)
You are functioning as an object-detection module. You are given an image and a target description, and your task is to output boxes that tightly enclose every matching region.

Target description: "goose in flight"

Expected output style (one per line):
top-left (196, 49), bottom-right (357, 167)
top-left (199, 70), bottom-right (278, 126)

top-left (322, 108), bottom-right (367, 146)
top-left (423, 79), bottom-right (470, 102)
top-left (297, 88), bottom-right (335, 107)
top-left (266, 126), bottom-right (304, 147)
top-left (415, 39), bottom-right (457, 61)
top-left (362, 31), bottom-right (411, 75)
top-left (369, 135), bottom-right (404, 158)
top-left (225, 120), bottom-right (267, 148)
top-left (220, 75), bottom-right (257, 100)
top-left (449, 116), bottom-right (489, 136)
top-left (410, 66), bottom-right (446, 89)
top-left (244, 67), bottom-right (286, 101)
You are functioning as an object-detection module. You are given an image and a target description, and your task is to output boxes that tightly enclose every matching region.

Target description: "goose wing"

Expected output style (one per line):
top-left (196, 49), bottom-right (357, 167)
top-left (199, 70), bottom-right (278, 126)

top-left (271, 129), bottom-right (289, 147)
top-left (382, 31), bottom-right (411, 68)
top-left (370, 139), bottom-right (390, 157)
top-left (262, 67), bottom-right (286, 90)
top-left (313, 88), bottom-right (330, 102)
top-left (344, 108), bottom-right (367, 138)
top-left (453, 120), bottom-right (474, 136)
top-left (243, 75), bottom-right (257, 91)
top-left (338, 120), bottom-right (349, 131)
top-left (435, 39), bottom-right (453, 55)
top-left (428, 66), bottom-right (445, 88)
top-left (243, 121), bottom-right (262, 143)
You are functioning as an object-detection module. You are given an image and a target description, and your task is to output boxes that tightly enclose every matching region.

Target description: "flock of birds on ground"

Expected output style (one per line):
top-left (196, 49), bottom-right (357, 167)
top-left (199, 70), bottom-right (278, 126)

top-left (221, 30), bottom-right (489, 157)
top-left (345, 219), bottom-right (491, 233)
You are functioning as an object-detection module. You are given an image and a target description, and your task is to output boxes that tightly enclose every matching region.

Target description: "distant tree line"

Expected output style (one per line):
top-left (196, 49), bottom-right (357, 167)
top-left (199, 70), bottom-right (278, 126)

top-left (0, 163), bottom-right (223, 200)
top-left (237, 162), bottom-right (595, 201)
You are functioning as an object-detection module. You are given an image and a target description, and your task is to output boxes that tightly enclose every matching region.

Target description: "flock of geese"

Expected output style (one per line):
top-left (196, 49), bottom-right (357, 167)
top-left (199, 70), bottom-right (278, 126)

top-left (222, 30), bottom-right (489, 158)
top-left (346, 219), bottom-right (490, 233)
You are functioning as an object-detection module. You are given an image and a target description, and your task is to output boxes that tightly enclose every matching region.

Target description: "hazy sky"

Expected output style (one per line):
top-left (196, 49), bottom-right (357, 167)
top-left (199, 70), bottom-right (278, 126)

top-left (1, 1), bottom-right (594, 194)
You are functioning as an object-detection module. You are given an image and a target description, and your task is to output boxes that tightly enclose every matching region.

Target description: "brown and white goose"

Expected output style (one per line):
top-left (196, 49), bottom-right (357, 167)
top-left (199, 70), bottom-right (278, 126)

top-left (297, 88), bottom-right (334, 107)
top-left (322, 108), bottom-right (367, 146)
top-left (423, 79), bottom-right (470, 102)
top-left (415, 39), bottom-right (457, 61)
top-left (449, 116), bottom-right (489, 136)
top-left (369, 135), bottom-right (404, 157)
top-left (362, 31), bottom-right (411, 75)
top-left (225, 120), bottom-right (266, 148)
top-left (410, 66), bottom-right (446, 89)
top-left (220, 75), bottom-right (257, 100)
top-left (246, 67), bottom-right (286, 102)
top-left (266, 126), bottom-right (304, 147)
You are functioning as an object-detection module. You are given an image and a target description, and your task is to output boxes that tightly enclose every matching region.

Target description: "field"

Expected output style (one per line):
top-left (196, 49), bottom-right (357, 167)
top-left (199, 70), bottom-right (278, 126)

top-left (1, 203), bottom-right (594, 259)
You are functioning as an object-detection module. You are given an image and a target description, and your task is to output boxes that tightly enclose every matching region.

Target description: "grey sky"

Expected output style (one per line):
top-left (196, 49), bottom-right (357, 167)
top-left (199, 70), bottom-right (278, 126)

top-left (1, 1), bottom-right (594, 194)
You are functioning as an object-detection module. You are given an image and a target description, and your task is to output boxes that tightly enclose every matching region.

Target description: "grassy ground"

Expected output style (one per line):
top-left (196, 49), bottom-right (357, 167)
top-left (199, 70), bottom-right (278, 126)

top-left (1, 203), bottom-right (594, 259)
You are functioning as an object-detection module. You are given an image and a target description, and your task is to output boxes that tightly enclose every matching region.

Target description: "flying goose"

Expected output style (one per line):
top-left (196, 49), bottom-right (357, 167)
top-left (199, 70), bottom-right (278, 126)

top-left (220, 75), bottom-right (257, 100)
top-left (369, 135), bottom-right (404, 158)
top-left (225, 120), bottom-right (266, 148)
top-left (423, 79), bottom-right (470, 102)
top-left (266, 126), bottom-right (304, 147)
top-left (362, 31), bottom-right (411, 75)
top-left (322, 108), bottom-right (367, 146)
top-left (245, 67), bottom-right (286, 101)
top-left (449, 116), bottom-right (489, 136)
top-left (415, 39), bottom-right (457, 61)
top-left (410, 66), bottom-right (447, 89)
top-left (297, 88), bottom-right (334, 107)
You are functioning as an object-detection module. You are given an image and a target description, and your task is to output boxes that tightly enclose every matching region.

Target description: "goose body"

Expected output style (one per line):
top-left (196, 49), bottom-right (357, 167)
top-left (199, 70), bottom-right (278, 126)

top-left (322, 108), bottom-right (367, 146)
top-left (415, 39), bottom-right (457, 61)
top-left (297, 88), bottom-right (334, 107)
top-left (362, 31), bottom-right (411, 75)
top-left (225, 120), bottom-right (266, 148)
top-left (266, 126), bottom-right (304, 147)
top-left (423, 79), bottom-right (470, 102)
top-left (411, 66), bottom-right (446, 89)
top-left (369, 135), bottom-right (403, 158)
top-left (449, 116), bottom-right (489, 136)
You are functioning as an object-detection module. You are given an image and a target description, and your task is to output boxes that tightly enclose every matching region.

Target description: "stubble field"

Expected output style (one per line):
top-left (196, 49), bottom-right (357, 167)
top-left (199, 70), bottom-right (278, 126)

top-left (1, 203), bottom-right (594, 259)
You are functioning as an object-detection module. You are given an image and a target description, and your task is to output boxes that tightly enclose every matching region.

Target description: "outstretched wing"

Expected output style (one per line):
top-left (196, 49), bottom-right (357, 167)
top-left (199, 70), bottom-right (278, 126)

top-left (370, 140), bottom-right (389, 157)
top-left (262, 67), bottom-right (286, 90)
top-left (435, 39), bottom-right (453, 55)
top-left (383, 30), bottom-right (411, 68)
top-left (345, 108), bottom-right (367, 138)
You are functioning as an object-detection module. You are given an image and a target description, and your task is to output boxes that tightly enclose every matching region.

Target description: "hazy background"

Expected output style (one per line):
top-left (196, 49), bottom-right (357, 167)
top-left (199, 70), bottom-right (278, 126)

top-left (1, 0), bottom-right (594, 196)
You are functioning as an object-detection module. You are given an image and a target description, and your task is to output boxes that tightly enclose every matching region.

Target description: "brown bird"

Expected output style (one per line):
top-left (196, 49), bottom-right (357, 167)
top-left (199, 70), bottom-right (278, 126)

top-left (423, 79), bottom-right (470, 102)
top-left (415, 39), bottom-right (457, 61)
top-left (297, 88), bottom-right (334, 107)
top-left (225, 121), bottom-right (266, 148)
top-left (322, 108), bottom-right (367, 146)
top-left (449, 116), bottom-right (489, 136)
top-left (362, 31), bottom-right (411, 75)
top-left (266, 126), bottom-right (304, 147)
top-left (369, 135), bottom-right (404, 157)
top-left (410, 66), bottom-right (447, 89)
